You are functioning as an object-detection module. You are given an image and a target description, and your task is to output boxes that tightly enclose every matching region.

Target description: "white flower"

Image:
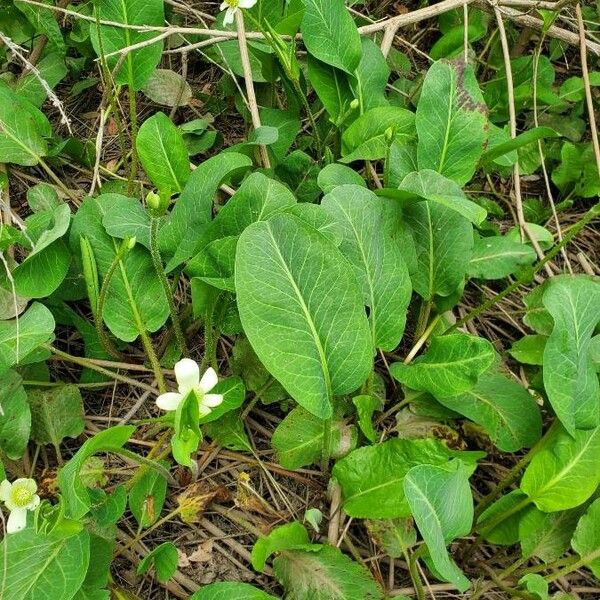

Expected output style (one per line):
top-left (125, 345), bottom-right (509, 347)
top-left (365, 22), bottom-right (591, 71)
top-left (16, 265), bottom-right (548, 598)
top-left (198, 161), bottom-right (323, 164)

top-left (156, 359), bottom-right (223, 417)
top-left (0, 478), bottom-right (40, 534)
top-left (220, 0), bottom-right (257, 26)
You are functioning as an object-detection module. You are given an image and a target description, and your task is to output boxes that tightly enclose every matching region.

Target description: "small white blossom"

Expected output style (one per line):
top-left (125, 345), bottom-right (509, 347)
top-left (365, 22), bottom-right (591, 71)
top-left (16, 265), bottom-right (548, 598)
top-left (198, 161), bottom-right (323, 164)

top-left (156, 359), bottom-right (223, 417)
top-left (220, 0), bottom-right (257, 26)
top-left (0, 478), bottom-right (40, 534)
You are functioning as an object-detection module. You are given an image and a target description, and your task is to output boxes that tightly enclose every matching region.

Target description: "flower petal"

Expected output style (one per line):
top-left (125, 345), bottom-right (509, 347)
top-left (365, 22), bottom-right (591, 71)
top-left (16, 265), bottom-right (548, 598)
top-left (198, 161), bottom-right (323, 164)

top-left (16, 478), bottom-right (37, 495)
top-left (239, 0), bottom-right (257, 7)
top-left (175, 358), bottom-right (200, 394)
top-left (156, 392), bottom-right (183, 411)
top-left (223, 7), bottom-right (235, 25)
top-left (28, 495), bottom-right (41, 511)
top-left (198, 367), bottom-right (218, 393)
top-left (220, 1), bottom-right (229, 9)
top-left (203, 393), bottom-right (223, 408)
top-left (0, 480), bottom-right (11, 502)
top-left (6, 508), bottom-right (27, 534)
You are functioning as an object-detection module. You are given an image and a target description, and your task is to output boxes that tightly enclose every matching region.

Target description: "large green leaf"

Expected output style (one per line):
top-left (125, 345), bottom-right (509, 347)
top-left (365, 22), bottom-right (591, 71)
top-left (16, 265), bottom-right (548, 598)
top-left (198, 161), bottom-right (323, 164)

top-left (571, 498), bottom-right (600, 577)
top-left (404, 461), bottom-right (472, 592)
top-left (542, 276), bottom-right (600, 434)
top-left (437, 371), bottom-right (542, 452)
top-left (350, 38), bottom-right (389, 112)
top-left (341, 107), bottom-right (415, 163)
top-left (322, 185), bottom-right (411, 350)
top-left (307, 56), bottom-right (353, 124)
top-left (28, 384), bottom-right (85, 449)
top-left (332, 438), bottom-right (482, 518)
top-left (0, 528), bottom-right (90, 600)
top-left (0, 370), bottom-right (31, 459)
top-left (70, 195), bottom-right (169, 342)
top-left (300, 0), bottom-right (362, 74)
top-left (521, 426), bottom-right (600, 512)
top-left (468, 235), bottom-right (537, 280)
top-left (136, 112), bottom-right (191, 193)
top-left (90, 0), bottom-right (165, 89)
top-left (0, 82), bottom-right (50, 166)
top-left (402, 200), bottom-right (473, 300)
top-left (252, 522), bottom-right (311, 572)
top-left (398, 170), bottom-right (486, 226)
top-left (273, 545), bottom-right (382, 600)
top-left (272, 406), bottom-right (355, 470)
top-left (519, 505), bottom-right (583, 563)
top-left (0, 302), bottom-right (55, 374)
top-left (390, 334), bottom-right (495, 399)
top-left (159, 153), bottom-right (252, 270)
top-left (235, 213), bottom-right (373, 419)
top-left (416, 60), bottom-right (487, 185)
top-left (14, 0), bottom-right (65, 56)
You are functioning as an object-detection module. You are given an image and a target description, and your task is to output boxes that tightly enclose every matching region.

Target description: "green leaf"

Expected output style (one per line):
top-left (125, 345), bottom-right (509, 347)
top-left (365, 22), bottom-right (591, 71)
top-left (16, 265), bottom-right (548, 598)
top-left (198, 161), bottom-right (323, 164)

top-left (398, 169), bottom-right (487, 226)
top-left (571, 498), bottom-right (600, 578)
top-left (352, 395), bottom-right (380, 443)
top-left (102, 197), bottom-right (152, 249)
top-left (519, 505), bottom-right (583, 563)
top-left (300, 0), bottom-right (362, 74)
top-left (341, 106), bottom-right (415, 163)
top-left (141, 69), bottom-right (192, 107)
top-left (0, 370), bottom-right (31, 459)
top-left (332, 437), bottom-right (482, 518)
top-left (542, 276), bottom-right (600, 433)
top-left (59, 425), bottom-right (135, 519)
top-left (90, 0), bottom-right (165, 90)
top-left (190, 582), bottom-right (280, 600)
top-left (477, 489), bottom-right (529, 545)
top-left (416, 60), bottom-right (487, 185)
top-left (235, 213), bottom-right (373, 419)
top-left (204, 410), bottom-right (251, 451)
top-left (69, 195), bottom-right (169, 342)
top-left (322, 185), bottom-right (411, 350)
top-left (159, 153), bottom-right (252, 270)
top-left (390, 334), bottom-right (495, 399)
top-left (273, 545), bottom-right (383, 600)
top-left (0, 302), bottom-right (55, 374)
top-left (272, 406), bottom-right (355, 470)
top-left (15, 52), bottom-right (67, 107)
top-left (436, 371), bottom-right (542, 452)
top-left (171, 391), bottom-right (201, 468)
top-left (307, 57), bottom-right (353, 124)
top-left (317, 164), bottom-right (366, 194)
top-left (197, 377), bottom-right (246, 424)
top-left (521, 425), bottom-right (600, 512)
top-left (519, 574), bottom-right (549, 600)
top-left (28, 384), bottom-right (85, 449)
top-left (14, 0), bottom-right (65, 55)
top-left (404, 461), bottom-right (472, 592)
top-left (0, 528), bottom-right (90, 600)
top-left (468, 235), bottom-right (537, 280)
top-left (137, 542), bottom-right (178, 583)
top-left (0, 82), bottom-right (50, 166)
top-left (136, 112), bottom-right (191, 193)
top-left (365, 518), bottom-right (416, 558)
top-left (482, 126), bottom-right (560, 164)
top-left (252, 522), bottom-right (311, 572)
top-left (129, 466), bottom-right (168, 528)
top-left (509, 334), bottom-right (547, 366)
top-left (350, 38), bottom-right (389, 112)
top-left (402, 201), bottom-right (473, 300)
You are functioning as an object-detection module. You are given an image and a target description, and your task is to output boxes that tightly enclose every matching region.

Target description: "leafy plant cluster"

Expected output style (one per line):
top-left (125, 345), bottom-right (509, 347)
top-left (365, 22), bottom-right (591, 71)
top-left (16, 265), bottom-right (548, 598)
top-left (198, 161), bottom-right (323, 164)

top-left (0, 0), bottom-right (599, 598)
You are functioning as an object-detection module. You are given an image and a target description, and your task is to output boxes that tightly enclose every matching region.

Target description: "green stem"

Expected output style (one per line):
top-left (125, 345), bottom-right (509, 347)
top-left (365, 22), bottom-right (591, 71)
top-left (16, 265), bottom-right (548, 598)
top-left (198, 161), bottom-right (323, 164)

top-left (127, 83), bottom-right (139, 194)
top-left (407, 546), bottom-right (426, 600)
top-left (112, 447), bottom-right (174, 484)
top-left (150, 216), bottom-right (186, 354)
top-left (450, 202), bottom-right (600, 331)
top-left (321, 417), bottom-right (332, 475)
top-left (544, 548), bottom-right (600, 583)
